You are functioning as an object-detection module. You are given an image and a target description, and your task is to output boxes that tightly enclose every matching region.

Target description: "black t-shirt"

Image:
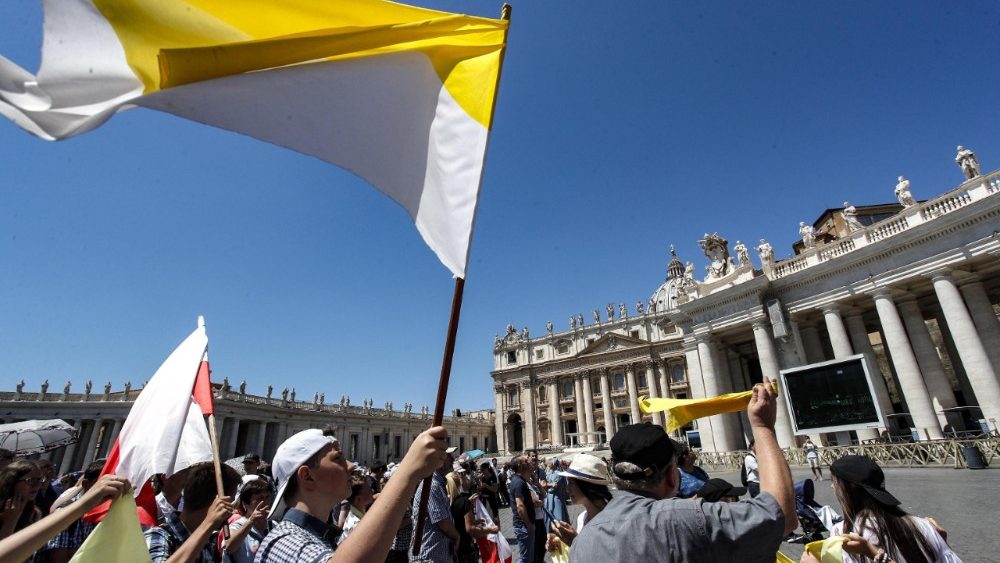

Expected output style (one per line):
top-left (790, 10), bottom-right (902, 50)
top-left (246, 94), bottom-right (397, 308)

top-left (509, 474), bottom-right (535, 527)
top-left (451, 493), bottom-right (476, 557)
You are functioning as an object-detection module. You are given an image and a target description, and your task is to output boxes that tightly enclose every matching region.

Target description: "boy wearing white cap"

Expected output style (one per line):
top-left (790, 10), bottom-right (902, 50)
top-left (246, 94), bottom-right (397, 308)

top-left (255, 426), bottom-right (448, 563)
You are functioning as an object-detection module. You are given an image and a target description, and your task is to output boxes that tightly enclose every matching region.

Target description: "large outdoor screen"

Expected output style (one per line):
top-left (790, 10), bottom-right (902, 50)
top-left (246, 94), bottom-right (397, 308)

top-left (779, 354), bottom-right (884, 434)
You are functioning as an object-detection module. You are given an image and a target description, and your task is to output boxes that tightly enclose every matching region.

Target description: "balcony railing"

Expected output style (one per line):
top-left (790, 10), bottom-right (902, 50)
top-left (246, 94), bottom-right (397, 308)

top-left (770, 170), bottom-right (999, 280)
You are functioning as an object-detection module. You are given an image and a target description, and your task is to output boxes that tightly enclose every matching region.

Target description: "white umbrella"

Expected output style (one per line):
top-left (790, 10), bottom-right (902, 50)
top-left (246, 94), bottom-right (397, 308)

top-left (0, 419), bottom-right (78, 455)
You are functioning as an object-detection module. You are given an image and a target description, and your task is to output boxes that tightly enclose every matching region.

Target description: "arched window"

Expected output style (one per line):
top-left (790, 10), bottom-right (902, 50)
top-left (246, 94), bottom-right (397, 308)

top-left (672, 364), bottom-right (686, 383)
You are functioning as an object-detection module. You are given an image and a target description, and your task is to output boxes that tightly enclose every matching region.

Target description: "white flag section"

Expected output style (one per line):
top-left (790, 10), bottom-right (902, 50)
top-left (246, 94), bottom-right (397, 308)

top-left (0, 0), bottom-right (509, 278)
top-left (113, 325), bottom-right (212, 495)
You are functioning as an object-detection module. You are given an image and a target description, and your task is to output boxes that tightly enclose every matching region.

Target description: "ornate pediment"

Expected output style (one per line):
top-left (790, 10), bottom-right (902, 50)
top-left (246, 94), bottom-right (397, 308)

top-left (575, 332), bottom-right (648, 357)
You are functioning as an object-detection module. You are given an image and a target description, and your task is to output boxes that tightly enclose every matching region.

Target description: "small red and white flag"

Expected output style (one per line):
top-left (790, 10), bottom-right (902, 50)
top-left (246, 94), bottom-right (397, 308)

top-left (86, 318), bottom-right (213, 525)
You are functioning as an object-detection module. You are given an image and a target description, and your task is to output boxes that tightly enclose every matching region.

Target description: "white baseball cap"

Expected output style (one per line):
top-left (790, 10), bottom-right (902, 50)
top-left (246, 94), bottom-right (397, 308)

top-left (269, 429), bottom-right (338, 519)
top-left (446, 446), bottom-right (458, 454)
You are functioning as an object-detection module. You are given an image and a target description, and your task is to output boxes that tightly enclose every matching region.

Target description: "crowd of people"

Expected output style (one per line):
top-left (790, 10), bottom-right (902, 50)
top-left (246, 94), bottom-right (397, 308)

top-left (0, 377), bottom-right (965, 562)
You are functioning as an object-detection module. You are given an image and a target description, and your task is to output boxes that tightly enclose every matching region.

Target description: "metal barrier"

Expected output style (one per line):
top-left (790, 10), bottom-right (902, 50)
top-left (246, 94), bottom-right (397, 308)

top-left (697, 434), bottom-right (1000, 471)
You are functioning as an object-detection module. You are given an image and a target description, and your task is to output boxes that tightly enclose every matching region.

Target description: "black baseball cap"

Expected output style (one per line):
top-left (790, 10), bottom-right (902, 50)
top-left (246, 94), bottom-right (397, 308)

top-left (697, 478), bottom-right (746, 502)
top-left (609, 423), bottom-right (677, 479)
top-left (830, 455), bottom-right (900, 506)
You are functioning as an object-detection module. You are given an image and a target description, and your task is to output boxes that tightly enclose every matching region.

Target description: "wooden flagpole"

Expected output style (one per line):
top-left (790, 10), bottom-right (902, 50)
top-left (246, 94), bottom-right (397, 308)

top-left (207, 412), bottom-right (231, 540)
top-left (412, 5), bottom-right (512, 555)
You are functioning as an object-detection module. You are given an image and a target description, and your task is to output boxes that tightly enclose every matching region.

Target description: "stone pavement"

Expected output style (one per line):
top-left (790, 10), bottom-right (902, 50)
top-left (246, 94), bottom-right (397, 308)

top-left (492, 467), bottom-right (996, 562)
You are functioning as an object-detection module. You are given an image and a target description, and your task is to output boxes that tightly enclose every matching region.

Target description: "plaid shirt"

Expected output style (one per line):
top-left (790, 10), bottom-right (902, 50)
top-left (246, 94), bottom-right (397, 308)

top-left (390, 504), bottom-right (413, 552)
top-left (144, 510), bottom-right (218, 563)
top-left (410, 473), bottom-right (453, 563)
top-left (45, 491), bottom-right (96, 550)
top-left (254, 508), bottom-right (337, 563)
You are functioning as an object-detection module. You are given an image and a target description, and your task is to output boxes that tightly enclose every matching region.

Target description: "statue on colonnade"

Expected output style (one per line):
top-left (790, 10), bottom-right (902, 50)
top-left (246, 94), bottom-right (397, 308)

top-left (955, 145), bottom-right (980, 180)
top-left (895, 176), bottom-right (916, 207)
top-left (842, 202), bottom-right (863, 232)
top-left (734, 241), bottom-right (751, 267)
top-left (799, 222), bottom-right (815, 249)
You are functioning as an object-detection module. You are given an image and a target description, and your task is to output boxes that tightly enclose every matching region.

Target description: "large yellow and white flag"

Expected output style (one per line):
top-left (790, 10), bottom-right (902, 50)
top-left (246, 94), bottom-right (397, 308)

top-left (0, 0), bottom-right (509, 277)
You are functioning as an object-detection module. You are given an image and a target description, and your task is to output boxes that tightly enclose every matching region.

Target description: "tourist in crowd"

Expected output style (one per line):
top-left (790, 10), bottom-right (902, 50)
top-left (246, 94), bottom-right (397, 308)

top-left (409, 446), bottom-right (459, 563)
top-left (543, 458), bottom-right (569, 532)
top-left (801, 455), bottom-right (962, 563)
top-left (477, 461), bottom-right (500, 519)
top-left (144, 461), bottom-right (241, 563)
top-left (525, 465), bottom-right (546, 563)
top-left (0, 474), bottom-right (130, 563)
top-left (0, 450), bottom-right (14, 471)
top-left (220, 475), bottom-right (272, 563)
top-left (33, 460), bottom-right (60, 515)
top-left (382, 471), bottom-right (411, 563)
top-left (744, 439), bottom-right (761, 497)
top-left (447, 463), bottom-right (491, 563)
top-left (243, 454), bottom-right (262, 476)
top-left (570, 377), bottom-right (797, 563)
top-left (41, 461), bottom-right (104, 563)
top-left (338, 474), bottom-right (373, 544)
top-left (496, 462), bottom-right (510, 508)
top-left (677, 445), bottom-right (710, 498)
top-left (695, 478), bottom-right (746, 503)
top-left (803, 437), bottom-right (824, 481)
top-left (0, 460), bottom-right (44, 541)
top-left (546, 454), bottom-right (612, 550)
top-left (154, 466), bottom-right (191, 524)
top-left (508, 455), bottom-right (537, 563)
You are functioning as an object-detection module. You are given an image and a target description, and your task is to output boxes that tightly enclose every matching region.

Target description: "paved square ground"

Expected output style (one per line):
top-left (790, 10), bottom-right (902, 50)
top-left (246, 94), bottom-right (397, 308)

top-left (492, 467), bottom-right (996, 562)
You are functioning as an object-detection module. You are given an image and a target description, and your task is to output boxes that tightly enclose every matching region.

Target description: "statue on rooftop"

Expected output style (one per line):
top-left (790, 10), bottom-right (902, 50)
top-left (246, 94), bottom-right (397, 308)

top-left (570, 316), bottom-right (576, 330)
top-left (521, 326), bottom-right (529, 340)
top-left (222, 377), bottom-right (230, 392)
top-left (734, 240), bottom-right (751, 267)
top-left (842, 201), bottom-right (863, 232)
top-left (577, 313), bottom-right (584, 327)
top-left (320, 393), bottom-right (325, 405)
top-left (635, 301), bottom-right (644, 315)
top-left (955, 145), bottom-right (980, 180)
top-left (593, 309), bottom-right (601, 324)
top-left (103, 381), bottom-right (111, 397)
top-left (16, 380), bottom-right (24, 394)
top-left (41, 379), bottom-right (49, 394)
top-left (85, 380), bottom-right (92, 395)
top-left (799, 222), bottom-right (815, 248)
top-left (895, 176), bottom-right (916, 207)
top-left (124, 381), bottom-right (131, 395)
top-left (290, 388), bottom-right (296, 402)
top-left (619, 303), bottom-right (627, 319)
top-left (756, 239), bottom-right (775, 267)
top-left (606, 303), bottom-right (615, 321)
top-left (239, 380), bottom-right (247, 394)
top-left (63, 381), bottom-right (71, 395)
top-left (546, 321), bottom-right (553, 334)
top-left (684, 261), bottom-right (695, 279)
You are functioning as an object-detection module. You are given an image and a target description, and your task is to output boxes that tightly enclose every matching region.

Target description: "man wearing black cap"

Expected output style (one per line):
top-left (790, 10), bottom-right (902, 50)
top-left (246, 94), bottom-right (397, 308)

top-left (570, 376), bottom-right (797, 563)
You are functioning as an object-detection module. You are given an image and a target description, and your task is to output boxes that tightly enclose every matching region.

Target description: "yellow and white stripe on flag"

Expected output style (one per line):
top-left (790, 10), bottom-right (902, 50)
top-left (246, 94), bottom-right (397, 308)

top-left (0, 0), bottom-right (510, 278)
top-left (69, 494), bottom-right (151, 563)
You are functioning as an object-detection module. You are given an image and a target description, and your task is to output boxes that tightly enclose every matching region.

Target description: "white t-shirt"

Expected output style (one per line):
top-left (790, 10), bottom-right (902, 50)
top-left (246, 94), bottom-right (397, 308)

top-left (833, 516), bottom-right (963, 563)
top-left (575, 510), bottom-right (588, 532)
top-left (744, 454), bottom-right (760, 484)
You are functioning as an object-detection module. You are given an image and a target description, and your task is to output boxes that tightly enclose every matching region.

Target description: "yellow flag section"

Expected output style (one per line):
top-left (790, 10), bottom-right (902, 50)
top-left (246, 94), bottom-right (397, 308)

top-left (639, 391), bottom-right (755, 432)
top-left (0, 0), bottom-right (510, 278)
top-left (805, 536), bottom-right (846, 563)
top-left (69, 494), bottom-right (151, 563)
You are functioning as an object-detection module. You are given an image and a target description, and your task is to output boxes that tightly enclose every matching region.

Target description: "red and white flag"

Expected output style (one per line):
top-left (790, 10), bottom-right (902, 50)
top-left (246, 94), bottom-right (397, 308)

top-left (86, 319), bottom-right (213, 525)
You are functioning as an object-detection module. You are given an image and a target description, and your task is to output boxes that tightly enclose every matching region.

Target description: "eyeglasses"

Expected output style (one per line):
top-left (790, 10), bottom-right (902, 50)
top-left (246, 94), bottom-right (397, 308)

top-left (19, 477), bottom-right (44, 485)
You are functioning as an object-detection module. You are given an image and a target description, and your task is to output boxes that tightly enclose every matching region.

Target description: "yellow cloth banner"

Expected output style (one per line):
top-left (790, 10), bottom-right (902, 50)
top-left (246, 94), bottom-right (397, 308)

top-left (69, 494), bottom-right (152, 563)
top-left (805, 536), bottom-right (846, 563)
top-left (775, 551), bottom-right (797, 563)
top-left (639, 391), bottom-right (754, 432)
top-left (550, 538), bottom-right (570, 563)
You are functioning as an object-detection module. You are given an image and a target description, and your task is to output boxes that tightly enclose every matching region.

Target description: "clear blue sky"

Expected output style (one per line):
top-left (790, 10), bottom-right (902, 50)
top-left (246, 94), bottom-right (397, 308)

top-left (2, 1), bottom-right (999, 412)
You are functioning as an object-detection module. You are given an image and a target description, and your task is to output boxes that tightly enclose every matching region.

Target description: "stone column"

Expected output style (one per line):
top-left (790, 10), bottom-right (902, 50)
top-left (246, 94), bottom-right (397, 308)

top-left (798, 322), bottom-right (827, 364)
top-left (255, 421), bottom-right (268, 456)
top-left (59, 420), bottom-right (84, 474)
top-left (581, 374), bottom-right (596, 444)
top-left (547, 381), bottom-right (562, 447)
top-left (107, 418), bottom-right (125, 449)
top-left (644, 362), bottom-right (664, 427)
top-left (696, 336), bottom-right (738, 451)
top-left (844, 313), bottom-right (895, 426)
top-left (683, 338), bottom-right (715, 451)
top-left (573, 377), bottom-right (586, 445)
top-left (821, 305), bottom-right (854, 358)
top-left (224, 418), bottom-right (241, 459)
top-left (625, 364), bottom-right (641, 425)
top-left (931, 271), bottom-right (1000, 428)
top-left (958, 279), bottom-right (1000, 376)
top-left (82, 419), bottom-right (103, 465)
top-left (522, 383), bottom-right (537, 449)
top-left (871, 289), bottom-right (943, 439)
top-left (599, 369), bottom-right (615, 442)
top-left (898, 298), bottom-right (961, 431)
top-left (751, 317), bottom-right (796, 448)
top-left (657, 362), bottom-right (670, 401)
top-left (493, 389), bottom-right (506, 453)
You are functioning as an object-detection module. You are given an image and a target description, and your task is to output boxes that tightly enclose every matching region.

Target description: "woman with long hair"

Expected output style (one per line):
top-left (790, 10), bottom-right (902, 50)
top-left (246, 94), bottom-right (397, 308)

top-left (543, 458), bottom-right (570, 531)
top-left (802, 455), bottom-right (961, 563)
top-left (546, 454), bottom-right (613, 550)
top-left (0, 460), bottom-right (44, 541)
